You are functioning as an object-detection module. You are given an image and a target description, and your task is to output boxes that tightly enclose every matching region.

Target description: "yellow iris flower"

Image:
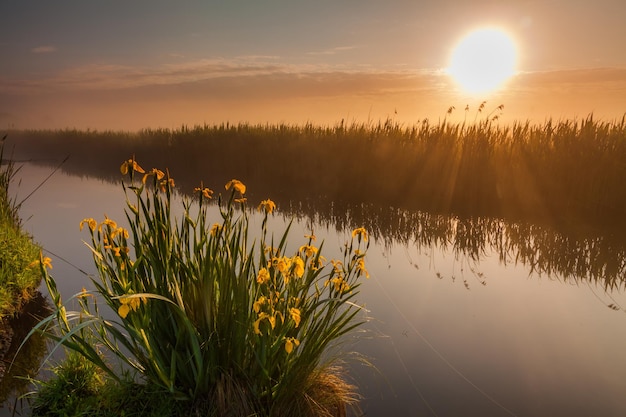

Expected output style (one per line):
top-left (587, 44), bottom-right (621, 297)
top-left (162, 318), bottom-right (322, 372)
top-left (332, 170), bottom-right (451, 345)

top-left (119, 227), bottom-right (130, 239)
top-left (293, 256), bottom-right (305, 278)
top-left (142, 168), bottom-right (165, 184)
top-left (310, 255), bottom-right (326, 271)
top-left (253, 312), bottom-right (276, 335)
top-left (30, 256), bottom-right (53, 270)
top-left (118, 303), bottom-right (131, 319)
top-left (253, 320), bottom-right (261, 335)
top-left (110, 226), bottom-right (129, 240)
top-left (225, 179), bottom-right (246, 194)
top-left (101, 216), bottom-right (118, 230)
top-left (42, 257), bottom-right (53, 270)
top-left (274, 256), bottom-right (291, 274)
top-left (356, 258), bottom-right (370, 278)
top-left (299, 244), bottom-right (318, 258)
top-left (110, 246), bottom-right (129, 257)
top-left (289, 307), bottom-right (301, 328)
top-left (352, 227), bottom-right (368, 242)
top-left (120, 159), bottom-right (145, 175)
top-left (284, 337), bottom-right (300, 354)
top-left (159, 178), bottom-right (175, 192)
top-left (194, 186), bottom-right (213, 199)
top-left (331, 260), bottom-right (343, 273)
top-left (253, 296), bottom-right (267, 314)
top-left (326, 277), bottom-right (350, 293)
top-left (118, 295), bottom-right (145, 319)
top-left (258, 199), bottom-right (276, 214)
top-left (79, 218), bottom-right (97, 232)
top-left (257, 268), bottom-right (271, 285)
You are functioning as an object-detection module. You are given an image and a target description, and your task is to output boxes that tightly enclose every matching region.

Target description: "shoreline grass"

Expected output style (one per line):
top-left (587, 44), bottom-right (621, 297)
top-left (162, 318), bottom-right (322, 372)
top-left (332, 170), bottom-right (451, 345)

top-left (0, 137), bottom-right (50, 408)
top-left (0, 136), bottom-right (45, 318)
top-left (7, 113), bottom-right (626, 235)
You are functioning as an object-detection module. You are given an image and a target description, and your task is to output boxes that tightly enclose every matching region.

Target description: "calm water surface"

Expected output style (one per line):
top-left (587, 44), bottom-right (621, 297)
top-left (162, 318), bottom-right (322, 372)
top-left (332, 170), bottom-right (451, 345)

top-left (5, 163), bottom-right (626, 417)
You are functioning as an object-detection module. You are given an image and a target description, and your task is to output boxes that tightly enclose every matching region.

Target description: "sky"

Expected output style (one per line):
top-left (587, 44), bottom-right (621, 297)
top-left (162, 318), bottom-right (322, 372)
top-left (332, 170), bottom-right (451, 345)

top-left (1, 0), bottom-right (626, 130)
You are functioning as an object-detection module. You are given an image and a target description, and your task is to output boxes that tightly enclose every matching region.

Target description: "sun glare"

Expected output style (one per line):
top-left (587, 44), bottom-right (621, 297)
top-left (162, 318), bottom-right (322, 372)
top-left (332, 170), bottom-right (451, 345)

top-left (447, 27), bottom-right (518, 95)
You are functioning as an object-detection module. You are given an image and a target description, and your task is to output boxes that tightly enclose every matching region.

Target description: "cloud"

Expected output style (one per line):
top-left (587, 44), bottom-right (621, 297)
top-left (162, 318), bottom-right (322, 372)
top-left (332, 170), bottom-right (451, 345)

top-left (513, 67), bottom-right (626, 86)
top-left (1, 57), bottom-right (292, 94)
top-left (500, 67), bottom-right (626, 121)
top-left (2, 57), bottom-right (625, 131)
top-left (4, 58), bottom-right (626, 103)
top-left (0, 56), bottom-right (416, 95)
top-left (31, 45), bottom-right (57, 54)
top-left (306, 46), bottom-right (359, 56)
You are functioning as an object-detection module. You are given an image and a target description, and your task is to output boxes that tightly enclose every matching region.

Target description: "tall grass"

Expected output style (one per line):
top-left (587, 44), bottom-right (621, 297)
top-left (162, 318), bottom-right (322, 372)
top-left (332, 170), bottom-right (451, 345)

top-left (9, 113), bottom-right (626, 233)
top-left (0, 136), bottom-right (44, 317)
top-left (8, 115), bottom-right (626, 289)
top-left (0, 137), bottom-right (49, 411)
top-left (34, 157), bottom-right (369, 416)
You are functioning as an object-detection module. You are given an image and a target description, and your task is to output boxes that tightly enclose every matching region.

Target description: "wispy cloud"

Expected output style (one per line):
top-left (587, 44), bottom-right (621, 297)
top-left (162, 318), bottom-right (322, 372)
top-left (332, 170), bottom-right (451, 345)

top-left (2, 55), bottom-right (626, 129)
top-left (3, 65), bottom-right (626, 131)
top-left (0, 55), bottom-right (389, 94)
top-left (0, 57), bottom-right (285, 94)
top-left (306, 46), bottom-right (358, 56)
top-left (31, 45), bottom-right (57, 54)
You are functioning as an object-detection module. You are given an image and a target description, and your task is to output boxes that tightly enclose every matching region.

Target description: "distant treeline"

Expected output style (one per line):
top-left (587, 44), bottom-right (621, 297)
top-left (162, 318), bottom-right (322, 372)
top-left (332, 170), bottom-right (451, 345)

top-left (7, 116), bottom-right (626, 233)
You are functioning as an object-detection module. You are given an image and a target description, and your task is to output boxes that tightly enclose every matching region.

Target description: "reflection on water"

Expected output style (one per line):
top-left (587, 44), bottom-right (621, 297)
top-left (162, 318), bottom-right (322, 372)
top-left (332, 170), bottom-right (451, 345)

top-left (289, 201), bottom-right (626, 290)
top-left (0, 292), bottom-right (49, 415)
top-left (19, 153), bottom-right (626, 290)
top-left (7, 162), bottom-right (626, 416)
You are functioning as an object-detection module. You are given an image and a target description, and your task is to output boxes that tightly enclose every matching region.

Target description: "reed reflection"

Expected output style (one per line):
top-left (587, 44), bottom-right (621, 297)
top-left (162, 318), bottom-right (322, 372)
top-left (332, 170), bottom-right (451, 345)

top-left (8, 125), bottom-right (626, 290)
top-left (0, 292), bottom-right (49, 405)
top-left (291, 201), bottom-right (626, 290)
top-left (17, 160), bottom-right (626, 292)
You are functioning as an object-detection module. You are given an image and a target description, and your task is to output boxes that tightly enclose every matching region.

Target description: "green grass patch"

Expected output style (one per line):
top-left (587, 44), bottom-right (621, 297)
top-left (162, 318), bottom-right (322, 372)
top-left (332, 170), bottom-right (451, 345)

top-left (31, 350), bottom-right (182, 417)
top-left (0, 137), bottom-right (43, 318)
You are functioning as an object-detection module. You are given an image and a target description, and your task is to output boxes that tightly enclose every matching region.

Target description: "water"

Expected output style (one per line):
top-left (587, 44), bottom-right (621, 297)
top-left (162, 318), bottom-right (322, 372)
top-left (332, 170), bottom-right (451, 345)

top-left (5, 163), bottom-right (626, 416)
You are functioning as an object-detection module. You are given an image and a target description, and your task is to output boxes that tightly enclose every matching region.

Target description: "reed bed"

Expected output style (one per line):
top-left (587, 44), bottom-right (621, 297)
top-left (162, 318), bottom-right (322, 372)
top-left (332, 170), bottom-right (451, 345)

top-left (9, 113), bottom-right (626, 233)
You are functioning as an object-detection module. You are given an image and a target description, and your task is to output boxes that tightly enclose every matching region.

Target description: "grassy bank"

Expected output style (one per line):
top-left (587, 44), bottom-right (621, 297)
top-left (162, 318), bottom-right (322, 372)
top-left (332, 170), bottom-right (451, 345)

top-left (0, 137), bottom-right (49, 408)
top-left (8, 113), bottom-right (626, 235)
top-left (0, 136), bottom-right (43, 318)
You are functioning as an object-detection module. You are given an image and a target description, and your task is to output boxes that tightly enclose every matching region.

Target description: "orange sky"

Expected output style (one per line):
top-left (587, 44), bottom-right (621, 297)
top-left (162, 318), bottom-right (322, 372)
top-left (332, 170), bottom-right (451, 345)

top-left (1, 1), bottom-right (625, 130)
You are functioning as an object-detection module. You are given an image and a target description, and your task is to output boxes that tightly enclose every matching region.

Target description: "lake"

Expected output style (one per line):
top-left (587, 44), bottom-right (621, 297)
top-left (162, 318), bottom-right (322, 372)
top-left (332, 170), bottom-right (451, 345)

top-left (4, 161), bottom-right (626, 417)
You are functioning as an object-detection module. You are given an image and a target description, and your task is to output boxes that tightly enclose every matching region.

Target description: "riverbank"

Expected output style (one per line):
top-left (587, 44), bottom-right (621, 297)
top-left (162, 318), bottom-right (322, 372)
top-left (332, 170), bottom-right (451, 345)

top-left (0, 137), bottom-right (43, 319)
top-left (0, 137), bottom-right (49, 409)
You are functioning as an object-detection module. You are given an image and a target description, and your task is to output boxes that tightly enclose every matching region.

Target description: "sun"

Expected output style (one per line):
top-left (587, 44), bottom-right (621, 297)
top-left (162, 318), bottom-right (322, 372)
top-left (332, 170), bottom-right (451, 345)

top-left (447, 27), bottom-right (518, 95)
